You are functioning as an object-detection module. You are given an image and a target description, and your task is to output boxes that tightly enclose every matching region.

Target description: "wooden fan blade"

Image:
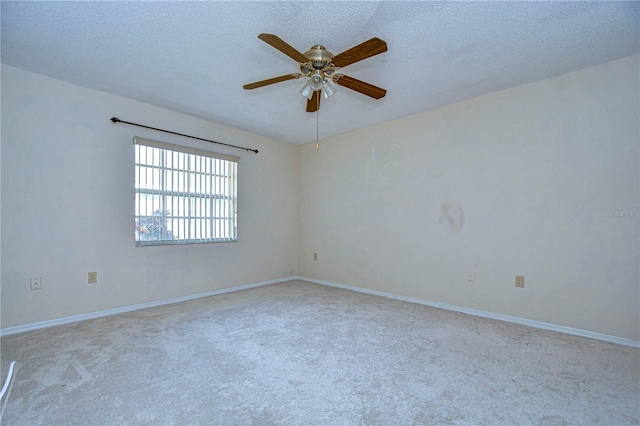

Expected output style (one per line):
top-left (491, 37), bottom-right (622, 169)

top-left (306, 91), bottom-right (321, 112)
top-left (258, 33), bottom-right (309, 63)
top-left (243, 74), bottom-right (300, 90)
top-left (331, 37), bottom-right (387, 68)
top-left (334, 75), bottom-right (386, 99)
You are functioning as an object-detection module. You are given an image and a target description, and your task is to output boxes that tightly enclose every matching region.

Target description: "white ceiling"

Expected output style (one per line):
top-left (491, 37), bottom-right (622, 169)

top-left (2, 1), bottom-right (639, 145)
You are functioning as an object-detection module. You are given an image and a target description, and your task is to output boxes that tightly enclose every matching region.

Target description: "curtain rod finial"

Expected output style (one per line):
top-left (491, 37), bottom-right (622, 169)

top-left (111, 117), bottom-right (120, 123)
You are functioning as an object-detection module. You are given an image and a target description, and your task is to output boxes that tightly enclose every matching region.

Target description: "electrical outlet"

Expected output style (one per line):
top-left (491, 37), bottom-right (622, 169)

top-left (30, 277), bottom-right (42, 290)
top-left (313, 253), bottom-right (318, 261)
top-left (88, 272), bottom-right (97, 284)
top-left (515, 275), bottom-right (524, 288)
top-left (467, 271), bottom-right (476, 282)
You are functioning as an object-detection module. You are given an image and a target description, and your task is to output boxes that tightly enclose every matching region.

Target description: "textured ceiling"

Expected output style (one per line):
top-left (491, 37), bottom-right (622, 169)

top-left (2, 1), bottom-right (639, 145)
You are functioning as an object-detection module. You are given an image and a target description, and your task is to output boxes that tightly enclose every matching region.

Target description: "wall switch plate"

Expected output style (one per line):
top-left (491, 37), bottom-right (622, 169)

top-left (467, 271), bottom-right (476, 282)
top-left (88, 272), bottom-right (97, 284)
top-left (515, 275), bottom-right (525, 288)
top-left (313, 253), bottom-right (318, 261)
top-left (30, 277), bottom-right (42, 290)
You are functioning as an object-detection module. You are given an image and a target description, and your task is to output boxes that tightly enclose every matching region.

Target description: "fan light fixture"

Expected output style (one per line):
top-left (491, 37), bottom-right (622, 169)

top-left (300, 83), bottom-right (314, 100)
top-left (299, 71), bottom-right (337, 101)
top-left (309, 71), bottom-right (324, 90)
top-left (322, 81), bottom-right (337, 99)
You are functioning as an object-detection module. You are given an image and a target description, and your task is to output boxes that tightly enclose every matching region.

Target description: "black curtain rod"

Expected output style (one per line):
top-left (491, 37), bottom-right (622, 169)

top-left (110, 117), bottom-right (259, 154)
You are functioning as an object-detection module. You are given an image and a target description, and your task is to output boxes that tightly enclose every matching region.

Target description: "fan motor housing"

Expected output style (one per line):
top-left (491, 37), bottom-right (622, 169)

top-left (303, 45), bottom-right (334, 70)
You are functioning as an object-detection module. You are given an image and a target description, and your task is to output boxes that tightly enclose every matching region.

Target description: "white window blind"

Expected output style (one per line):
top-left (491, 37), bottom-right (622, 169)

top-left (134, 137), bottom-right (238, 246)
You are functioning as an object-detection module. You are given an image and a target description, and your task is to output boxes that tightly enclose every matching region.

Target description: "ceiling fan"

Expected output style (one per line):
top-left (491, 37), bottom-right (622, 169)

top-left (243, 33), bottom-right (387, 113)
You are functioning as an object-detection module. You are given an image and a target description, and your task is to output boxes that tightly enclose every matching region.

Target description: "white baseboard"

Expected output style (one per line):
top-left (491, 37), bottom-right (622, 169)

top-left (4, 275), bottom-right (638, 348)
top-left (0, 276), bottom-right (298, 337)
top-left (298, 276), bottom-right (640, 348)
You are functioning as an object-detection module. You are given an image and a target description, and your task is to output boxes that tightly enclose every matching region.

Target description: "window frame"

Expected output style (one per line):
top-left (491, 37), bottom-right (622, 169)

top-left (133, 137), bottom-right (239, 246)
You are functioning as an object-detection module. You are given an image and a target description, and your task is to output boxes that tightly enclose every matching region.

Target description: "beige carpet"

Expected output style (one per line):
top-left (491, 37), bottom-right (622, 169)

top-left (1, 280), bottom-right (638, 425)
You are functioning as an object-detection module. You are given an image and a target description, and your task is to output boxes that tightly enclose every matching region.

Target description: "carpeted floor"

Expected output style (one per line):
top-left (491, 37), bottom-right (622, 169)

top-left (1, 280), bottom-right (638, 425)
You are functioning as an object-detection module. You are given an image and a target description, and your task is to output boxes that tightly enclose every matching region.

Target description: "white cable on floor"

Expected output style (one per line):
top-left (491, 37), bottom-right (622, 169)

top-left (0, 361), bottom-right (17, 420)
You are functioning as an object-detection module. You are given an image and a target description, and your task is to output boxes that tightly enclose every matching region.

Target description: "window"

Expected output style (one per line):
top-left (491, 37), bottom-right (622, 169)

top-left (134, 137), bottom-right (238, 246)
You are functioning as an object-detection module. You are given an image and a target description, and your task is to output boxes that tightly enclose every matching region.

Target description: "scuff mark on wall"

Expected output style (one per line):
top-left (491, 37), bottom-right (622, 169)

top-left (364, 144), bottom-right (404, 187)
top-left (439, 202), bottom-right (464, 231)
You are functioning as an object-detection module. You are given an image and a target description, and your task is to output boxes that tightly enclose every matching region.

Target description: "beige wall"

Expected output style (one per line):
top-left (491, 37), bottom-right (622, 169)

top-left (298, 55), bottom-right (639, 340)
top-left (3, 55), bottom-right (639, 341)
top-left (1, 65), bottom-right (298, 327)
